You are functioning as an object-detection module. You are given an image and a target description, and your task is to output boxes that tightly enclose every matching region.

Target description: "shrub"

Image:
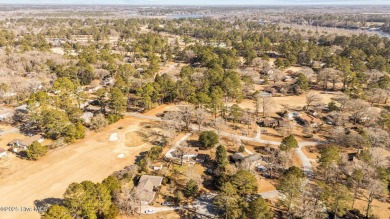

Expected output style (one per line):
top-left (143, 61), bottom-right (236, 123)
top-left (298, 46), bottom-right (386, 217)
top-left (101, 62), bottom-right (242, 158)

top-left (25, 141), bottom-right (47, 160)
top-left (199, 131), bottom-right (219, 149)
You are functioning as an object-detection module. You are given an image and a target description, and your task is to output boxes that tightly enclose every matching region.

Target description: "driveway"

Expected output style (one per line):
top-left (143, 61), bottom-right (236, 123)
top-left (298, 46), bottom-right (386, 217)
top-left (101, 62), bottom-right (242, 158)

top-left (141, 205), bottom-right (179, 214)
top-left (164, 133), bottom-right (192, 159)
top-left (259, 190), bottom-right (283, 199)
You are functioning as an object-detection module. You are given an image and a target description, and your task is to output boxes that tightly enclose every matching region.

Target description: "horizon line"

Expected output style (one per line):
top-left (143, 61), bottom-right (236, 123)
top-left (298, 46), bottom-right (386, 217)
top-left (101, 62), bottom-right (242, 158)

top-left (0, 3), bottom-right (390, 6)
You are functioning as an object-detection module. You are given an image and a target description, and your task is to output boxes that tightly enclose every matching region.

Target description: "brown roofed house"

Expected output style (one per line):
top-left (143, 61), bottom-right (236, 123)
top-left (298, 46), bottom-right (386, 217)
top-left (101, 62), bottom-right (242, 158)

top-left (21, 135), bottom-right (43, 146)
top-left (136, 175), bottom-right (163, 204)
top-left (278, 118), bottom-right (290, 127)
top-left (297, 114), bottom-right (322, 128)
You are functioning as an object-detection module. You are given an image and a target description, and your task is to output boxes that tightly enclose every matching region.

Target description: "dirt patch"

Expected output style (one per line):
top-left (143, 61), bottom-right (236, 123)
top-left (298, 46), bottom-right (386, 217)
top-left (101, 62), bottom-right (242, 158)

top-left (229, 90), bottom-right (341, 113)
top-left (125, 132), bottom-right (144, 147)
top-left (302, 146), bottom-right (320, 160)
top-left (0, 124), bottom-right (14, 130)
top-left (258, 177), bottom-right (277, 193)
top-left (353, 194), bottom-right (390, 219)
top-left (51, 47), bottom-right (64, 55)
top-left (292, 151), bottom-right (302, 168)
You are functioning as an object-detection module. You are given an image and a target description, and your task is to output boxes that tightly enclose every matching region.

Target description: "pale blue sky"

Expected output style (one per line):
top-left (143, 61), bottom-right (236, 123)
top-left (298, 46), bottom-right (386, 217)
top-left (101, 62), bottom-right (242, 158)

top-left (0, 0), bottom-right (389, 5)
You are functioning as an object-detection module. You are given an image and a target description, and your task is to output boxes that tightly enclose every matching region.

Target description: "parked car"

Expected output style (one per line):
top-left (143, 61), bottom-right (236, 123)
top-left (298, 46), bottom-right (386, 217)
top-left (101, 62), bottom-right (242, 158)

top-left (162, 201), bottom-right (172, 206)
top-left (144, 209), bottom-right (155, 214)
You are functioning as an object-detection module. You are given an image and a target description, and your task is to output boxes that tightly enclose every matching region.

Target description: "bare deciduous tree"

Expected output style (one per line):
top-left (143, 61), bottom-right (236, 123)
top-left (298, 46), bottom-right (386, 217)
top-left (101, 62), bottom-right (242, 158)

top-left (305, 93), bottom-right (322, 111)
top-left (114, 188), bottom-right (140, 216)
top-left (175, 142), bottom-right (193, 166)
top-left (370, 147), bottom-right (389, 168)
top-left (279, 150), bottom-right (293, 169)
top-left (298, 67), bottom-right (315, 85)
top-left (296, 183), bottom-right (327, 219)
top-left (269, 69), bottom-right (285, 83)
top-left (366, 128), bottom-right (390, 148)
top-left (179, 106), bottom-right (194, 131)
top-left (317, 68), bottom-right (341, 90)
top-left (254, 93), bottom-right (275, 117)
top-left (364, 69), bottom-right (385, 84)
top-left (212, 116), bottom-right (225, 135)
top-left (240, 108), bottom-right (252, 135)
top-left (365, 88), bottom-right (389, 106)
top-left (332, 94), bottom-right (349, 111)
top-left (193, 108), bottom-right (209, 131)
top-left (344, 99), bottom-right (370, 124)
top-left (184, 50), bottom-right (196, 63)
top-left (361, 178), bottom-right (387, 218)
top-left (264, 146), bottom-right (283, 178)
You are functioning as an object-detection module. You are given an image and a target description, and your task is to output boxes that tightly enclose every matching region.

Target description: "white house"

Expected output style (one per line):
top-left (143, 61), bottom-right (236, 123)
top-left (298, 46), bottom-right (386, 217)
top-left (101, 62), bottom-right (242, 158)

top-left (182, 147), bottom-right (199, 160)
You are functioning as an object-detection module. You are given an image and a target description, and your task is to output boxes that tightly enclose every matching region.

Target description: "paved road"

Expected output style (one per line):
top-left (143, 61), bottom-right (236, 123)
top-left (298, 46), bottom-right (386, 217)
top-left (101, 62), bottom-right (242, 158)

top-left (191, 193), bottom-right (218, 217)
top-left (141, 205), bottom-right (179, 214)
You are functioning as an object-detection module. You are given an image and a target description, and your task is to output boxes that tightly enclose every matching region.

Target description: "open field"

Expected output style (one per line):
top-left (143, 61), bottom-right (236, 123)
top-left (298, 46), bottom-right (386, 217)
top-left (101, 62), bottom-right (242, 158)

top-left (353, 196), bottom-right (390, 219)
top-left (230, 90), bottom-right (340, 113)
top-left (0, 117), bottom-right (155, 219)
top-left (258, 177), bottom-right (277, 193)
top-left (125, 132), bottom-right (144, 147)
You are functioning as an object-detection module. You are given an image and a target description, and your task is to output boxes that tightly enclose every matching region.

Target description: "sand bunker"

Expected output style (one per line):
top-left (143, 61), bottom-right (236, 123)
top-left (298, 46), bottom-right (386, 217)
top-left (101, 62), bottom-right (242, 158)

top-left (109, 133), bottom-right (119, 141)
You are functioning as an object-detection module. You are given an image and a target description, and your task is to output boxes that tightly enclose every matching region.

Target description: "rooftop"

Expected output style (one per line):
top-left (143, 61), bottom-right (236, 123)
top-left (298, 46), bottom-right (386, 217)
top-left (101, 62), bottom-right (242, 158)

top-left (137, 175), bottom-right (163, 192)
top-left (136, 175), bottom-right (164, 203)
